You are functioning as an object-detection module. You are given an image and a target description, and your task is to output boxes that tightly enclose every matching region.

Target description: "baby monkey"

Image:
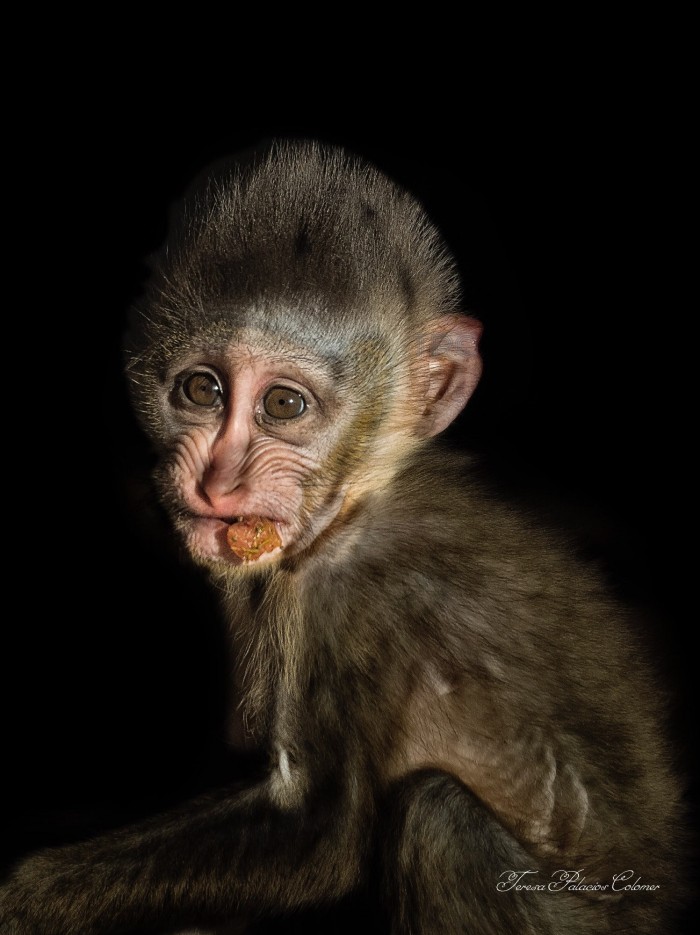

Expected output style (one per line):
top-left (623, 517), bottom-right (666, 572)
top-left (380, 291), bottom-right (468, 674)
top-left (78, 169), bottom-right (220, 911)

top-left (0, 140), bottom-right (685, 933)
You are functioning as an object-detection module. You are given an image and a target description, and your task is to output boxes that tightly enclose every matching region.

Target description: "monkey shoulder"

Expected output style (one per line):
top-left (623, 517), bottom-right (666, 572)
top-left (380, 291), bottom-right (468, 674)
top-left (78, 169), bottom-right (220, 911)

top-left (339, 447), bottom-right (650, 703)
top-left (303, 446), bottom-right (659, 727)
top-left (371, 447), bottom-right (614, 611)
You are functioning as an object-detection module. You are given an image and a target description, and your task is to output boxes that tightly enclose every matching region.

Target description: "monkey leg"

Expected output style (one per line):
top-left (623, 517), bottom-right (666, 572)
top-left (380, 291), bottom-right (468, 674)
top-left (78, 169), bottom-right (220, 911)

top-left (381, 769), bottom-right (605, 935)
top-left (0, 777), bottom-right (368, 935)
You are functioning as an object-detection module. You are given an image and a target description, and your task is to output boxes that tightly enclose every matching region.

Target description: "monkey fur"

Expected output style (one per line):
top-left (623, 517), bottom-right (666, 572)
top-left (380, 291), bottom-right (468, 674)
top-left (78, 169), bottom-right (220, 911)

top-left (0, 140), bottom-right (686, 933)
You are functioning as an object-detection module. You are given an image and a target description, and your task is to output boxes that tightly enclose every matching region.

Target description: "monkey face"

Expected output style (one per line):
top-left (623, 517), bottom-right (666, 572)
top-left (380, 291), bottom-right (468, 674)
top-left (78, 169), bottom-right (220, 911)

top-left (134, 302), bottom-right (483, 577)
top-left (149, 325), bottom-right (388, 574)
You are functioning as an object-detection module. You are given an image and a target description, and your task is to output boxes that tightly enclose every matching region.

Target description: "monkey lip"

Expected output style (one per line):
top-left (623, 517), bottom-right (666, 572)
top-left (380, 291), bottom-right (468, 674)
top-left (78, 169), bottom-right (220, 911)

top-left (226, 516), bottom-right (284, 562)
top-left (223, 515), bottom-right (283, 534)
top-left (187, 512), bottom-right (287, 565)
top-left (185, 513), bottom-right (285, 565)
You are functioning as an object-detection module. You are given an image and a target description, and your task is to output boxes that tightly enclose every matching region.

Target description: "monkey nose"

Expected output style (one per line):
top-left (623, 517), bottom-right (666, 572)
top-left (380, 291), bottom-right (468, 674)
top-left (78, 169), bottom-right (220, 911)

top-left (199, 467), bottom-right (247, 512)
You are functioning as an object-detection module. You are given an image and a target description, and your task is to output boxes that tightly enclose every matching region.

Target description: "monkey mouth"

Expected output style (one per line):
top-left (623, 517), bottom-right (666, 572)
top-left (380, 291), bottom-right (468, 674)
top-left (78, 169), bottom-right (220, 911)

top-left (225, 515), bottom-right (284, 563)
top-left (184, 513), bottom-right (285, 566)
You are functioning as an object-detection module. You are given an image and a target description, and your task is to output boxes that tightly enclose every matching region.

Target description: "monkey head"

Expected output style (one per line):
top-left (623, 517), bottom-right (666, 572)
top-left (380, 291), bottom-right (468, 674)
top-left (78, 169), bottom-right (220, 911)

top-left (125, 141), bottom-right (482, 575)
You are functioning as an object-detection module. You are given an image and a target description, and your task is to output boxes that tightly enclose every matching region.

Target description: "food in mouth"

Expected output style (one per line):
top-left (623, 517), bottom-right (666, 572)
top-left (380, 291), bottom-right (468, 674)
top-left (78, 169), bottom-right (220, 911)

top-left (226, 517), bottom-right (282, 562)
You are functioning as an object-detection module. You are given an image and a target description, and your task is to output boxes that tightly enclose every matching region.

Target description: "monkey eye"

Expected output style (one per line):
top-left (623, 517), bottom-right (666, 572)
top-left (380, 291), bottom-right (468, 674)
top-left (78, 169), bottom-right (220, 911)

top-left (181, 371), bottom-right (223, 407)
top-left (263, 386), bottom-right (306, 419)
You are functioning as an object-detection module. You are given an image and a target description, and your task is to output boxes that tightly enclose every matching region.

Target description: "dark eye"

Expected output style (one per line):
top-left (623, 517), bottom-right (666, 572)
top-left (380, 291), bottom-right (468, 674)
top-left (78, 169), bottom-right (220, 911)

top-left (263, 386), bottom-right (306, 419)
top-left (182, 372), bottom-right (222, 407)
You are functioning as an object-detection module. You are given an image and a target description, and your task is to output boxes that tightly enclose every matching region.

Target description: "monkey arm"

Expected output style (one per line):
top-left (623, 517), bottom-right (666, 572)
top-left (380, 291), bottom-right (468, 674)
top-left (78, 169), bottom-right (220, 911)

top-left (0, 757), bottom-right (372, 935)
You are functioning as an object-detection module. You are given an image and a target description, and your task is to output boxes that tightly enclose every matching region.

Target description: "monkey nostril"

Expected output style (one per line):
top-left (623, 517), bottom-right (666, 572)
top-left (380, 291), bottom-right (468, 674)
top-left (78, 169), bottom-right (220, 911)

top-left (197, 473), bottom-right (249, 514)
top-left (201, 465), bottom-right (245, 500)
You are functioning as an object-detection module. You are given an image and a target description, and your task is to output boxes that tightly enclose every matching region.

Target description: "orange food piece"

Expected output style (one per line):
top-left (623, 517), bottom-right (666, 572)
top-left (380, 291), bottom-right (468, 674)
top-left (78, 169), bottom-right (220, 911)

top-left (227, 517), bottom-right (282, 561)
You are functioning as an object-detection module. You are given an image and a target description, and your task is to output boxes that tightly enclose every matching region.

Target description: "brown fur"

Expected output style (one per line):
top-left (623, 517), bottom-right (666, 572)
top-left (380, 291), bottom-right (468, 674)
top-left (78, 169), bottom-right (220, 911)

top-left (0, 140), bottom-right (686, 934)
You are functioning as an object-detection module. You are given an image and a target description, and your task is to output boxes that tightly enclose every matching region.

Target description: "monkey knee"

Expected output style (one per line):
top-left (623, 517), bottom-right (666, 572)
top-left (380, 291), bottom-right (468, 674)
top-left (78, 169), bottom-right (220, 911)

top-left (384, 770), bottom-right (505, 879)
top-left (386, 769), bottom-right (504, 848)
top-left (381, 769), bottom-right (592, 935)
top-left (380, 771), bottom-right (488, 931)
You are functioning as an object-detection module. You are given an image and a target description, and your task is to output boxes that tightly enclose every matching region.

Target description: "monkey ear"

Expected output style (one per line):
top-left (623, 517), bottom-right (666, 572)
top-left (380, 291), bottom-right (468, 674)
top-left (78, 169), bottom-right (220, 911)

top-left (420, 315), bottom-right (483, 437)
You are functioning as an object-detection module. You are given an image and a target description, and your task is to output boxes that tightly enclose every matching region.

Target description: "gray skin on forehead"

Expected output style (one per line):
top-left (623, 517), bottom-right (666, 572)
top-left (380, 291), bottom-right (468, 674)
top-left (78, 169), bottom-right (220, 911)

top-left (126, 140), bottom-right (461, 373)
top-left (162, 319), bottom-right (357, 392)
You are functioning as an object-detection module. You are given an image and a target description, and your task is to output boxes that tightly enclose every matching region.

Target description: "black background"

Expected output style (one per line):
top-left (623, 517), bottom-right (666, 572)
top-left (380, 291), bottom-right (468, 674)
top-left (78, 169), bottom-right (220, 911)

top-left (5, 57), bottom-right (697, 931)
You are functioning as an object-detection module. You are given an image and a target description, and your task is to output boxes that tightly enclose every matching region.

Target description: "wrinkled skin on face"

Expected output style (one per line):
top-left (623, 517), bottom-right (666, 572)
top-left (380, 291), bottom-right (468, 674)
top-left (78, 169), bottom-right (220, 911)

top-left (150, 319), bottom-right (481, 577)
top-left (152, 328), bottom-right (377, 574)
top-left (154, 331), bottom-right (337, 572)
